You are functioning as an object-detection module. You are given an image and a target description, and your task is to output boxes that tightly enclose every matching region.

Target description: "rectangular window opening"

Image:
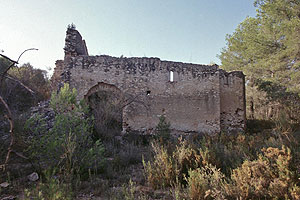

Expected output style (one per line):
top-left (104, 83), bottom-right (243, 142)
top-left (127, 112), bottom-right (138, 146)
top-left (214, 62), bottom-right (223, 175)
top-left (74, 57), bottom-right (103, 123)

top-left (170, 71), bottom-right (174, 82)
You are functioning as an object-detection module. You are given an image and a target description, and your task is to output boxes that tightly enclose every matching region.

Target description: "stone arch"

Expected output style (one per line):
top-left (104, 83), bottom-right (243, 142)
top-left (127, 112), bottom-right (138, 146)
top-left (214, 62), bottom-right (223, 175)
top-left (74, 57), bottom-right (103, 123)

top-left (84, 82), bottom-right (124, 139)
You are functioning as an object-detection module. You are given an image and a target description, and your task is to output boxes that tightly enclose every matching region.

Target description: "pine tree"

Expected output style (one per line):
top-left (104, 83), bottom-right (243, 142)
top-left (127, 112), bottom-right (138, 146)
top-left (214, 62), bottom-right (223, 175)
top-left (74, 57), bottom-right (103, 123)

top-left (219, 0), bottom-right (300, 93)
top-left (156, 115), bottom-right (171, 143)
top-left (219, 0), bottom-right (300, 121)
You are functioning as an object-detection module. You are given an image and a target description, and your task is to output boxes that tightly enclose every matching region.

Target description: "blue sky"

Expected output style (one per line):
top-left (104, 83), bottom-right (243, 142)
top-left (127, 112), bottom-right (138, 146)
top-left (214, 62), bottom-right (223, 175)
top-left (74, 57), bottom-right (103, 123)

top-left (0, 0), bottom-right (256, 74)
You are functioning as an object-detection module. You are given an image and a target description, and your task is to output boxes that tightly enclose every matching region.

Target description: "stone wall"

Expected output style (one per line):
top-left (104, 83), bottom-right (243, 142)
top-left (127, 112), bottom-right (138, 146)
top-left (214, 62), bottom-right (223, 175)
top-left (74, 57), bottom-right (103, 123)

top-left (219, 70), bottom-right (246, 133)
top-left (64, 27), bottom-right (88, 58)
top-left (50, 60), bottom-right (64, 91)
top-left (52, 27), bottom-right (246, 134)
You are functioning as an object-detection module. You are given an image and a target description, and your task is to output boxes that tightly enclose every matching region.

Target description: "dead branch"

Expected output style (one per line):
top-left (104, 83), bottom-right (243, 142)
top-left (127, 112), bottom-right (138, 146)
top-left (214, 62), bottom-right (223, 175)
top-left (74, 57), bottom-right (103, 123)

top-left (11, 150), bottom-right (29, 160)
top-left (0, 48), bottom-right (38, 86)
top-left (16, 48), bottom-right (38, 63)
top-left (0, 59), bottom-right (16, 86)
top-left (0, 95), bottom-right (14, 171)
top-left (5, 74), bottom-right (35, 95)
top-left (0, 53), bottom-right (18, 64)
top-left (0, 48), bottom-right (38, 171)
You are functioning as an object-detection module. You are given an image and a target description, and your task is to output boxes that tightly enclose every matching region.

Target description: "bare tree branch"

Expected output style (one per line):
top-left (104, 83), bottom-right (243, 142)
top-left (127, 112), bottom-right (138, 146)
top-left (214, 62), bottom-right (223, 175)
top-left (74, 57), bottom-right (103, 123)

top-left (0, 95), bottom-right (14, 171)
top-left (5, 74), bottom-right (35, 95)
top-left (0, 48), bottom-right (38, 86)
top-left (0, 53), bottom-right (18, 64)
top-left (0, 48), bottom-right (38, 171)
top-left (11, 150), bottom-right (29, 160)
top-left (16, 48), bottom-right (38, 63)
top-left (0, 59), bottom-right (17, 86)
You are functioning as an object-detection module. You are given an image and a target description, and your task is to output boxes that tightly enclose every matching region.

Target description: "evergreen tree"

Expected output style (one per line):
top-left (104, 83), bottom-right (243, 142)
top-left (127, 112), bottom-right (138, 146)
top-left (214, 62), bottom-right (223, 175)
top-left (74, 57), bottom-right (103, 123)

top-left (219, 0), bottom-right (300, 93)
top-left (219, 0), bottom-right (300, 120)
top-left (156, 115), bottom-right (171, 143)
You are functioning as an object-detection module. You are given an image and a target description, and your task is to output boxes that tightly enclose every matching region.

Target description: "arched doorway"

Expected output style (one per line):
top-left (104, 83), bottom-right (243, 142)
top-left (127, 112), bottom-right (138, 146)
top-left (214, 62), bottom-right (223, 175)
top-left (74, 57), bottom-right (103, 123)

top-left (84, 82), bottom-right (123, 139)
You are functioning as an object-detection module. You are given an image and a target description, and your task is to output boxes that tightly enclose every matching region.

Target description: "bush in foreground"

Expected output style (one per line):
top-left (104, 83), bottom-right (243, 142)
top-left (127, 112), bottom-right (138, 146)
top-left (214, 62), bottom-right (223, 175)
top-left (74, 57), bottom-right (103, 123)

top-left (230, 145), bottom-right (300, 199)
top-left (143, 139), bottom-right (202, 189)
top-left (186, 164), bottom-right (228, 200)
top-left (144, 131), bottom-right (300, 199)
top-left (26, 83), bottom-right (105, 181)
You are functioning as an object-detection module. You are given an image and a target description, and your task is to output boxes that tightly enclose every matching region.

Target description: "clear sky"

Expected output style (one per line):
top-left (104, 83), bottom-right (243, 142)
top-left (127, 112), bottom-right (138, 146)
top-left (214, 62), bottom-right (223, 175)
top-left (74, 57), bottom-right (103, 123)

top-left (0, 0), bottom-right (256, 75)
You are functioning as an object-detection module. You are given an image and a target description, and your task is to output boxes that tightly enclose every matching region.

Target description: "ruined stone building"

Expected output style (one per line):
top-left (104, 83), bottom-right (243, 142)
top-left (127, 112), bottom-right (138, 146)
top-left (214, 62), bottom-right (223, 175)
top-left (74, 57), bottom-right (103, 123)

top-left (52, 27), bottom-right (246, 135)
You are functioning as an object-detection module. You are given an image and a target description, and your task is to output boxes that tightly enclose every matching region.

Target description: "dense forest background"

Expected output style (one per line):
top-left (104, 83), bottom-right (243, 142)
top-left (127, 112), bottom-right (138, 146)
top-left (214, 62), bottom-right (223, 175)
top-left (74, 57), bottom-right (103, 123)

top-left (0, 0), bottom-right (300, 199)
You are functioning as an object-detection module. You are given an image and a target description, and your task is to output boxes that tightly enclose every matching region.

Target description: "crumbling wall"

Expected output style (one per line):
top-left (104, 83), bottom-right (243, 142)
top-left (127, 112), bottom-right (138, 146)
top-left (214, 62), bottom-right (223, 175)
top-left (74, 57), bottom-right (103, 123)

top-left (50, 60), bottom-right (64, 90)
top-left (64, 27), bottom-right (88, 58)
top-left (219, 70), bottom-right (246, 132)
top-left (65, 56), bottom-right (221, 134)
top-left (54, 27), bottom-right (246, 134)
top-left (51, 28), bottom-right (88, 91)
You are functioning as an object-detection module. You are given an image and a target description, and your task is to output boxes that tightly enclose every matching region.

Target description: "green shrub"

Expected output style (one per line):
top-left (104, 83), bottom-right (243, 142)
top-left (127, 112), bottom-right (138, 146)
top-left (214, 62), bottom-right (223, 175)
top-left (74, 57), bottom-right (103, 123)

top-left (143, 139), bottom-right (201, 189)
top-left (109, 179), bottom-right (151, 200)
top-left (173, 138), bottom-right (202, 184)
top-left (8, 63), bottom-right (51, 101)
top-left (86, 89), bottom-right (123, 141)
top-left (192, 133), bottom-right (256, 176)
top-left (143, 110), bottom-right (300, 198)
top-left (230, 145), bottom-right (297, 199)
top-left (50, 83), bottom-right (77, 113)
top-left (143, 142), bottom-right (174, 189)
top-left (122, 179), bottom-right (136, 200)
top-left (246, 119), bottom-right (275, 133)
top-left (192, 131), bottom-right (295, 176)
top-left (0, 62), bottom-right (50, 114)
top-left (290, 185), bottom-right (300, 200)
top-left (155, 115), bottom-right (171, 144)
top-left (26, 83), bottom-right (105, 180)
top-left (24, 170), bottom-right (72, 200)
top-left (186, 164), bottom-right (228, 200)
top-left (230, 156), bottom-right (273, 199)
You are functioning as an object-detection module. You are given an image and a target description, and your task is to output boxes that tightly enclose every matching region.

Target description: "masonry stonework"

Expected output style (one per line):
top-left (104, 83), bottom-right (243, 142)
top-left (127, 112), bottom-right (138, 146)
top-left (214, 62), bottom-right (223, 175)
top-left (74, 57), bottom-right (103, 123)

top-left (52, 27), bottom-right (246, 134)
